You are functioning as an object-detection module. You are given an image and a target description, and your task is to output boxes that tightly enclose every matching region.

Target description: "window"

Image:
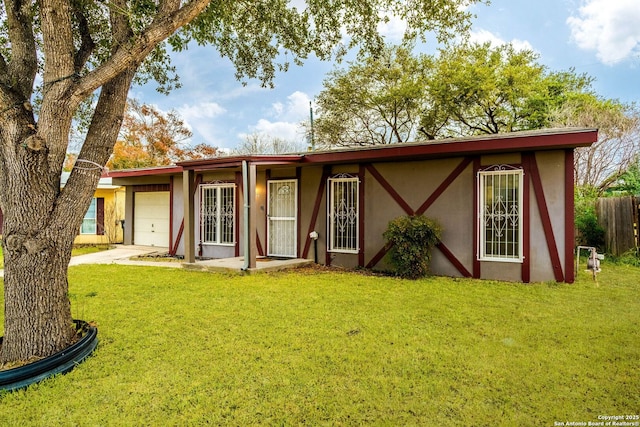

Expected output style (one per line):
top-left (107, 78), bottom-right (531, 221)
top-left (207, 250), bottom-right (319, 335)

top-left (328, 175), bottom-right (359, 253)
top-left (200, 184), bottom-right (235, 245)
top-left (478, 167), bottom-right (523, 262)
top-left (81, 198), bottom-right (97, 234)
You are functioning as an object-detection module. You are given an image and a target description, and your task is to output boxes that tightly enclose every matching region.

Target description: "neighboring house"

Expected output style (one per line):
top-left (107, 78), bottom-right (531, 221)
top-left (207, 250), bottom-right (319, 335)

top-left (0, 174), bottom-right (125, 244)
top-left (61, 172), bottom-right (126, 245)
top-left (110, 128), bottom-right (597, 283)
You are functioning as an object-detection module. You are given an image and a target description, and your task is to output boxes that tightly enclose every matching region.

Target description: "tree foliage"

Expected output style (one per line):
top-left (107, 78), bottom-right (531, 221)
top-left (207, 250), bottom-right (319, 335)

top-left (314, 42), bottom-right (603, 144)
top-left (0, 0), bottom-right (485, 363)
top-left (422, 42), bottom-right (595, 137)
top-left (551, 98), bottom-right (640, 193)
top-left (106, 100), bottom-right (217, 170)
top-left (314, 45), bottom-right (430, 146)
top-left (616, 158), bottom-right (640, 196)
top-left (232, 133), bottom-right (304, 155)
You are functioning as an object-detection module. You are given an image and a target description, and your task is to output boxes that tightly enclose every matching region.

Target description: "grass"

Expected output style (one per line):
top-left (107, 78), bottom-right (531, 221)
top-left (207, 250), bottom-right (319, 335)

top-left (0, 264), bottom-right (638, 426)
top-left (0, 245), bottom-right (111, 269)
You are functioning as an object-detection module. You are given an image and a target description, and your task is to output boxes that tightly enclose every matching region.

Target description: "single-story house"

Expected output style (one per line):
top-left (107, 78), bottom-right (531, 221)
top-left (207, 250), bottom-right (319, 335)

top-left (110, 128), bottom-right (598, 283)
top-left (0, 173), bottom-right (125, 244)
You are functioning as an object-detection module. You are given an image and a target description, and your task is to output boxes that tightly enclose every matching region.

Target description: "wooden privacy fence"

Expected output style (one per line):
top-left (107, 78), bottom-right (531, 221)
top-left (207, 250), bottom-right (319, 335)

top-left (596, 196), bottom-right (640, 256)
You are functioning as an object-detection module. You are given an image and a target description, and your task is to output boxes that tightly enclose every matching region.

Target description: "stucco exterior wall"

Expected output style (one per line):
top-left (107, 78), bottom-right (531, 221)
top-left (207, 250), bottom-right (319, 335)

top-left (529, 151), bottom-right (566, 282)
top-left (111, 144), bottom-right (575, 283)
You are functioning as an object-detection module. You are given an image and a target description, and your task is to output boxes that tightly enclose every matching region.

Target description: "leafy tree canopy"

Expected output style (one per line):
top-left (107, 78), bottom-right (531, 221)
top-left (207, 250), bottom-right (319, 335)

top-left (314, 44), bottom-right (431, 146)
top-left (313, 42), bottom-right (600, 146)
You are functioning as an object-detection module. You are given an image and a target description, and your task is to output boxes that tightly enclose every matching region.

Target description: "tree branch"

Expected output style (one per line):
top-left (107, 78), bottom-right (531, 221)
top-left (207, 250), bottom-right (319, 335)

top-left (72, 0), bottom-right (211, 102)
top-left (40, 0), bottom-right (76, 92)
top-left (5, 0), bottom-right (38, 99)
top-left (71, 0), bottom-right (96, 73)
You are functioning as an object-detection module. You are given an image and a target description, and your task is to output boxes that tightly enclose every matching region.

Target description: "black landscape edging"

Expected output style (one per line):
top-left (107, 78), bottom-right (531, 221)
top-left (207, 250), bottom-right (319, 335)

top-left (0, 320), bottom-right (98, 392)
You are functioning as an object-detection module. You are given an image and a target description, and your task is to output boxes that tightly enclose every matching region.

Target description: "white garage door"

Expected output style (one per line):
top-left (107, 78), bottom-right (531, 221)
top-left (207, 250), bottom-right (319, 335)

top-left (134, 192), bottom-right (170, 247)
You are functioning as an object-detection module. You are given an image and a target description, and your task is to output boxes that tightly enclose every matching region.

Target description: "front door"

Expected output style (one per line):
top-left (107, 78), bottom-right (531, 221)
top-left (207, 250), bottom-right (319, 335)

top-left (267, 179), bottom-right (297, 257)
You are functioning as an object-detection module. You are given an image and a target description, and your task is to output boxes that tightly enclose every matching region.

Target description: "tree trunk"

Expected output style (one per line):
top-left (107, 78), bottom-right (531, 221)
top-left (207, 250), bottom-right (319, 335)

top-left (0, 66), bottom-right (136, 363)
top-left (0, 106), bottom-right (79, 362)
top-left (2, 240), bottom-right (76, 361)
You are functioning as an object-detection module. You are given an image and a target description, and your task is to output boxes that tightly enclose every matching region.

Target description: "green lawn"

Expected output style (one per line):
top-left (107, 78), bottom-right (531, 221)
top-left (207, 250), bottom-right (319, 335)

top-left (0, 245), bottom-right (111, 269)
top-left (0, 264), bottom-right (638, 426)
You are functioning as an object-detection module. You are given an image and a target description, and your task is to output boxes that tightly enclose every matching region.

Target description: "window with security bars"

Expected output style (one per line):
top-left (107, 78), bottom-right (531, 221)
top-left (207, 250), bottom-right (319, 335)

top-left (200, 184), bottom-right (235, 245)
top-left (478, 168), bottom-right (523, 262)
top-left (328, 176), bottom-right (359, 253)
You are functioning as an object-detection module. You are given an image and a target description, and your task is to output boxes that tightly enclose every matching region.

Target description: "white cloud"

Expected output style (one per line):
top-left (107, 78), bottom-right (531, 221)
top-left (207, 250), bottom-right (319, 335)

top-left (239, 91), bottom-right (313, 143)
top-left (377, 15), bottom-right (407, 41)
top-left (267, 91), bottom-right (312, 122)
top-left (468, 29), bottom-right (535, 52)
top-left (567, 0), bottom-right (640, 64)
top-left (173, 102), bottom-right (227, 147)
top-left (177, 102), bottom-right (226, 120)
top-left (250, 119), bottom-right (302, 141)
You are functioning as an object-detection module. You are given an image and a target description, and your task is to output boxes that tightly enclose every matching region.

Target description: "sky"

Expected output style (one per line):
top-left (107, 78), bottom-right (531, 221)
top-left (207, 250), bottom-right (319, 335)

top-left (131, 0), bottom-right (640, 152)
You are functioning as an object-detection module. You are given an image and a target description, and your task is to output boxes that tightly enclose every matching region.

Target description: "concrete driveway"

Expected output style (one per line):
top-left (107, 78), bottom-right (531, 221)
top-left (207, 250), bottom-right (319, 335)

top-left (68, 245), bottom-right (172, 266)
top-left (0, 245), bottom-right (177, 278)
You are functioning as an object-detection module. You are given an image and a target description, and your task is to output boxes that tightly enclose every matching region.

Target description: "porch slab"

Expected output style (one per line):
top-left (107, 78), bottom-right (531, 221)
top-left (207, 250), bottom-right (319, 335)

top-left (186, 257), bottom-right (314, 273)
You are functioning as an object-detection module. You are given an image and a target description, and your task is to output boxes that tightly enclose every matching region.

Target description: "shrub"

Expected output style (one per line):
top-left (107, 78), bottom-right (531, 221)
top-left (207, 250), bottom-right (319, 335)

top-left (575, 186), bottom-right (605, 250)
top-left (383, 215), bottom-right (442, 279)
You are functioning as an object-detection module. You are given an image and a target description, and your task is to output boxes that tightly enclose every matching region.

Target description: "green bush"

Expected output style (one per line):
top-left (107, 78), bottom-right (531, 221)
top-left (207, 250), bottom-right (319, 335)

top-left (383, 215), bottom-right (442, 279)
top-left (574, 186), bottom-right (605, 250)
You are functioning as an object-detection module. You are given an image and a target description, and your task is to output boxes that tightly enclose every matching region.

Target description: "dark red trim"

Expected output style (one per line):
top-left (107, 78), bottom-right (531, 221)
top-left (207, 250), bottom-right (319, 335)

top-left (180, 155), bottom-right (303, 169)
top-left (169, 176), bottom-right (174, 253)
top-left (302, 129), bottom-right (597, 166)
top-left (521, 155), bottom-right (531, 283)
top-left (132, 184), bottom-right (170, 192)
top-left (365, 164), bottom-right (414, 215)
top-left (297, 167), bottom-right (302, 257)
top-left (109, 165), bottom-right (183, 178)
top-left (169, 174), bottom-right (201, 256)
top-left (529, 155), bottom-right (564, 282)
top-left (256, 231), bottom-right (264, 257)
top-left (565, 149), bottom-right (575, 283)
top-left (170, 222), bottom-right (184, 256)
top-left (364, 157), bottom-right (472, 270)
top-left (303, 166), bottom-right (331, 259)
top-left (473, 157), bottom-right (481, 279)
top-left (264, 170), bottom-right (270, 256)
top-left (416, 157), bottom-right (472, 215)
top-left (358, 164), bottom-right (366, 267)
top-left (436, 242), bottom-right (472, 278)
top-left (96, 197), bottom-right (105, 235)
top-left (366, 245), bottom-right (390, 269)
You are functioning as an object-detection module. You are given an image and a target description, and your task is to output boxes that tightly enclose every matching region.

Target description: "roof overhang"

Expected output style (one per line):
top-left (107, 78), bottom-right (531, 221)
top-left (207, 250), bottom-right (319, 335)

top-left (178, 155), bottom-right (304, 171)
top-left (106, 128), bottom-right (598, 178)
top-left (300, 128), bottom-right (598, 165)
top-left (107, 165), bottom-right (183, 178)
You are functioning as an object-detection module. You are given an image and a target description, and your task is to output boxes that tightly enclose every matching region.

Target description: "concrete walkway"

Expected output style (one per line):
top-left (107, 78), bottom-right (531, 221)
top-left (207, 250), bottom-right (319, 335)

top-left (0, 245), bottom-right (313, 277)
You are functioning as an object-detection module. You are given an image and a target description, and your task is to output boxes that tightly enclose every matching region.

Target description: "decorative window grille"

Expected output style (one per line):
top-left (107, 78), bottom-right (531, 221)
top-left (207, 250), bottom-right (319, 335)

top-left (328, 175), bottom-right (359, 253)
top-left (81, 198), bottom-right (97, 234)
top-left (478, 166), bottom-right (523, 262)
top-left (200, 184), bottom-right (235, 245)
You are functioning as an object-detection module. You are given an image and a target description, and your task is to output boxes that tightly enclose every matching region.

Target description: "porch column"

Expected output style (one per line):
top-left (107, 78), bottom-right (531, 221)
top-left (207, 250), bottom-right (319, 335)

top-left (123, 186), bottom-right (134, 245)
top-left (183, 169), bottom-right (196, 263)
top-left (243, 161), bottom-right (257, 269)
